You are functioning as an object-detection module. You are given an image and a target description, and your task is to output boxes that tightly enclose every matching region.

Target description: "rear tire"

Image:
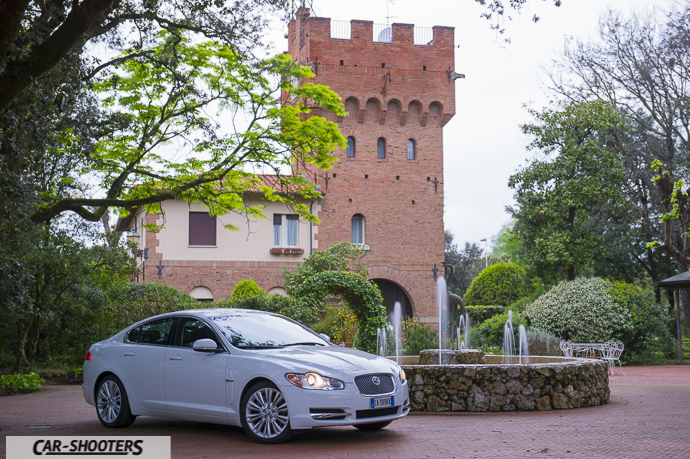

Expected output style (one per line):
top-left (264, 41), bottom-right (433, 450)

top-left (240, 381), bottom-right (293, 444)
top-left (96, 375), bottom-right (136, 428)
top-left (354, 420), bottom-right (393, 431)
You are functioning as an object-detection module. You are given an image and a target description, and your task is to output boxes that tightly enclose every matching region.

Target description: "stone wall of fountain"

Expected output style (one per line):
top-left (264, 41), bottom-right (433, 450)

top-left (402, 353), bottom-right (610, 412)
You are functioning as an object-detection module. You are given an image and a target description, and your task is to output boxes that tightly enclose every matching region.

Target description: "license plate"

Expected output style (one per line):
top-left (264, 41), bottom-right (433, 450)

top-left (371, 396), bottom-right (393, 409)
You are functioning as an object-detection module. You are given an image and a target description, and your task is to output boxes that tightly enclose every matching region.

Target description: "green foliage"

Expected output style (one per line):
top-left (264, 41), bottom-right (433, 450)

top-left (526, 328), bottom-right (562, 357)
top-left (219, 294), bottom-right (321, 328)
top-left (0, 373), bottom-right (45, 394)
top-left (508, 100), bottom-right (627, 282)
top-left (608, 282), bottom-right (674, 363)
top-left (507, 282), bottom-right (549, 313)
top-left (27, 32), bottom-right (347, 225)
top-left (283, 242), bottom-right (367, 295)
top-left (107, 282), bottom-right (200, 332)
top-left (293, 271), bottom-right (387, 353)
top-left (310, 306), bottom-right (358, 343)
top-left (473, 311), bottom-right (526, 349)
top-left (0, 222), bottom-right (136, 372)
top-left (402, 318), bottom-right (438, 355)
top-left (463, 263), bottom-right (529, 306)
top-left (465, 305), bottom-right (505, 325)
top-left (230, 279), bottom-right (265, 302)
top-left (525, 277), bottom-right (633, 343)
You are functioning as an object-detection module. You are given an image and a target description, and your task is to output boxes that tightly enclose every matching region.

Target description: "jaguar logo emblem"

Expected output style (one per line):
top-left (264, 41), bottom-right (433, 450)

top-left (372, 376), bottom-right (381, 386)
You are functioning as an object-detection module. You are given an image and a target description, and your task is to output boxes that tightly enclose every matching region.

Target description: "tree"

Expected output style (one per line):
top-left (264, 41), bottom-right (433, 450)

top-left (26, 33), bottom-right (345, 226)
top-left (444, 230), bottom-right (483, 296)
top-left (508, 100), bottom-right (627, 282)
top-left (0, 221), bottom-right (135, 371)
top-left (546, 4), bottom-right (690, 312)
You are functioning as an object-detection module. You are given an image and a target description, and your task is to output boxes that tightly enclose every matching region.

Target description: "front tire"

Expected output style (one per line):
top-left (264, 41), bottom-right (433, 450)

top-left (96, 375), bottom-right (136, 428)
top-left (354, 420), bottom-right (393, 431)
top-left (240, 381), bottom-right (292, 444)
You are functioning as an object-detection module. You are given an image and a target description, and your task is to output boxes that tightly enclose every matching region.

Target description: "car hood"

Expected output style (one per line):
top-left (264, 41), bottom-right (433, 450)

top-left (249, 345), bottom-right (399, 379)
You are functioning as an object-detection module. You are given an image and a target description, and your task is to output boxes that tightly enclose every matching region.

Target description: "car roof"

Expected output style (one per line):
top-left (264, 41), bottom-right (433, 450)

top-left (165, 308), bottom-right (274, 317)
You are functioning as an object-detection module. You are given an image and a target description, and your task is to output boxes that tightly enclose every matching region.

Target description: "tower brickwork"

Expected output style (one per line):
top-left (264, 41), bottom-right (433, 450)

top-left (288, 8), bottom-right (456, 322)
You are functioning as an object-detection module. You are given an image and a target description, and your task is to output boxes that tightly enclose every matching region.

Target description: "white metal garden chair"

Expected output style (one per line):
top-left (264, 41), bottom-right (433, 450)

top-left (601, 340), bottom-right (625, 375)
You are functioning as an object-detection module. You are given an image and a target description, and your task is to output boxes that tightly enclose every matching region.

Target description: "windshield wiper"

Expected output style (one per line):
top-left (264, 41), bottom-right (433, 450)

top-left (238, 345), bottom-right (284, 350)
top-left (283, 342), bottom-right (326, 347)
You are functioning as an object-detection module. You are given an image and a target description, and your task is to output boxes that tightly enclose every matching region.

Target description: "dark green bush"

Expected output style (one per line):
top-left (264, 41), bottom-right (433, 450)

top-left (402, 318), bottom-right (438, 356)
top-left (473, 311), bottom-right (526, 349)
top-left (108, 282), bottom-right (200, 331)
top-left (608, 282), bottom-right (675, 364)
top-left (463, 263), bottom-right (529, 306)
top-left (465, 305), bottom-right (505, 325)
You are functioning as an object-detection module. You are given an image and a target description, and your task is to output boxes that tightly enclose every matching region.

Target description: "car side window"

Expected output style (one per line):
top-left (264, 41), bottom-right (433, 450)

top-left (132, 318), bottom-right (174, 345)
top-left (175, 318), bottom-right (219, 348)
top-left (125, 326), bottom-right (141, 343)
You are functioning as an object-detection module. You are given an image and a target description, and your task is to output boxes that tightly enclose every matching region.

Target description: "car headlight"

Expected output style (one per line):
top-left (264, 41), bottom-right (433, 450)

top-left (399, 368), bottom-right (407, 383)
top-left (285, 372), bottom-right (345, 390)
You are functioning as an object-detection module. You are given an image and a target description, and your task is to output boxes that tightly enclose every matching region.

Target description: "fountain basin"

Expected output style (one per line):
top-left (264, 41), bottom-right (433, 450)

top-left (401, 353), bottom-right (610, 412)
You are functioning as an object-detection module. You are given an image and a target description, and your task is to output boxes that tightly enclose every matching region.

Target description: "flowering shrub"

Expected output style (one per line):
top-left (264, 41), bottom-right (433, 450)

top-left (525, 277), bottom-right (633, 343)
top-left (402, 317), bottom-right (438, 355)
top-left (311, 306), bottom-right (358, 343)
top-left (463, 263), bottom-right (529, 306)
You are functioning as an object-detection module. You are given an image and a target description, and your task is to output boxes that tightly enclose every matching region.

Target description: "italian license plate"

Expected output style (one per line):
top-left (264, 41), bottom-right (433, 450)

top-left (371, 396), bottom-right (393, 409)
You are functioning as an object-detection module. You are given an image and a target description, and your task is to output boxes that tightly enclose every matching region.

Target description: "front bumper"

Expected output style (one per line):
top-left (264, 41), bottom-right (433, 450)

top-left (279, 378), bottom-right (410, 430)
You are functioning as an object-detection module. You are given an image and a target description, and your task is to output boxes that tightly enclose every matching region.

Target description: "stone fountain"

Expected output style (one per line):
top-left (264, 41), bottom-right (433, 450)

top-left (386, 275), bottom-right (611, 413)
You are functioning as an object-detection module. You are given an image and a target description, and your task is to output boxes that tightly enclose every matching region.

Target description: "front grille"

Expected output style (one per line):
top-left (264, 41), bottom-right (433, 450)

top-left (354, 373), bottom-right (395, 395)
top-left (356, 407), bottom-right (399, 419)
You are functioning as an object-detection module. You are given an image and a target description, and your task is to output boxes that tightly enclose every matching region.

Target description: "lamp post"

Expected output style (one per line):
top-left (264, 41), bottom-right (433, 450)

top-left (480, 238), bottom-right (488, 268)
top-left (127, 227), bottom-right (140, 282)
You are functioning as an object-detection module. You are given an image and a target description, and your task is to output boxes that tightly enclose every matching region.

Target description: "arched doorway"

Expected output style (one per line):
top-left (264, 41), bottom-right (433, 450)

top-left (372, 279), bottom-right (413, 319)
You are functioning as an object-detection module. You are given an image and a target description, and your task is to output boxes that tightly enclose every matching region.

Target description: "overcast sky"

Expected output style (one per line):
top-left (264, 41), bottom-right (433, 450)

top-left (266, 0), bottom-right (672, 252)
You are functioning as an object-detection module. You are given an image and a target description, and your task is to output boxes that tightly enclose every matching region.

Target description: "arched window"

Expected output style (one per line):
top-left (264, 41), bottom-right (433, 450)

top-left (351, 214), bottom-right (365, 245)
top-left (347, 136), bottom-right (356, 157)
top-left (377, 137), bottom-right (386, 159)
top-left (407, 139), bottom-right (416, 160)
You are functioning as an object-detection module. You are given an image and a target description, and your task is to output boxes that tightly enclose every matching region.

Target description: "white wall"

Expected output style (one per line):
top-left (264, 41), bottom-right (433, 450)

top-left (151, 199), bottom-right (319, 262)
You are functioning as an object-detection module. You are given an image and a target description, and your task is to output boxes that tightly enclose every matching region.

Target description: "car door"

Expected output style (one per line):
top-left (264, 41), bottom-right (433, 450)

top-left (164, 317), bottom-right (231, 418)
top-left (119, 317), bottom-right (173, 412)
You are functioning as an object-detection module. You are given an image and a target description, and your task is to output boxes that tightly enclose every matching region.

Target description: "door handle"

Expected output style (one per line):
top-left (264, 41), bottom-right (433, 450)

top-left (123, 351), bottom-right (135, 356)
top-left (169, 355), bottom-right (182, 360)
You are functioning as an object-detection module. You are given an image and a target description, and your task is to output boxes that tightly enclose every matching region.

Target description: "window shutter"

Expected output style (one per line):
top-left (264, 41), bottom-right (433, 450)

top-left (189, 212), bottom-right (216, 246)
top-left (273, 214), bottom-right (283, 225)
top-left (285, 214), bottom-right (299, 220)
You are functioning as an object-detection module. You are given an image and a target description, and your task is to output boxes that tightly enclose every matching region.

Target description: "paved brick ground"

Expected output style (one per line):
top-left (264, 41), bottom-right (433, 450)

top-left (1, 366), bottom-right (689, 458)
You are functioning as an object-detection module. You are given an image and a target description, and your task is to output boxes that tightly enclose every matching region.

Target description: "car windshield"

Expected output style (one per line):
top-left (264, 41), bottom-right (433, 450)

top-left (209, 313), bottom-right (328, 349)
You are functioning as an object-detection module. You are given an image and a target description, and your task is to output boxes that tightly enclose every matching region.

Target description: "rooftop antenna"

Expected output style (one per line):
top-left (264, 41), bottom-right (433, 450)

top-left (385, 0), bottom-right (396, 26)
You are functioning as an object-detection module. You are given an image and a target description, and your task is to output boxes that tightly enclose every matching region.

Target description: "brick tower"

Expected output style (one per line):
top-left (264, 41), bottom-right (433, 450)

top-left (288, 8), bottom-right (456, 323)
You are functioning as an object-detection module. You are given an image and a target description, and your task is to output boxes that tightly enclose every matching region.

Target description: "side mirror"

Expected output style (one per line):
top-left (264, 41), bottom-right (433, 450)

top-left (319, 333), bottom-right (331, 343)
top-left (192, 338), bottom-right (220, 353)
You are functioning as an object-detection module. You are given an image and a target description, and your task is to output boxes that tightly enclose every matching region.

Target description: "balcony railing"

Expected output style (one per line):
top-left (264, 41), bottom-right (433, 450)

top-left (373, 23), bottom-right (392, 43)
top-left (414, 26), bottom-right (434, 45)
top-left (331, 20), bottom-right (351, 39)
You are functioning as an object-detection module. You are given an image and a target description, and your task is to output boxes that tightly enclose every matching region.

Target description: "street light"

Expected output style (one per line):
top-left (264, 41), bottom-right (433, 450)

top-left (480, 238), bottom-right (488, 268)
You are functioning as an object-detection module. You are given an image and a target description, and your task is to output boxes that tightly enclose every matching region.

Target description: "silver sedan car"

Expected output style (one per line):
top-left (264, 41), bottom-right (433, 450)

top-left (83, 308), bottom-right (409, 443)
